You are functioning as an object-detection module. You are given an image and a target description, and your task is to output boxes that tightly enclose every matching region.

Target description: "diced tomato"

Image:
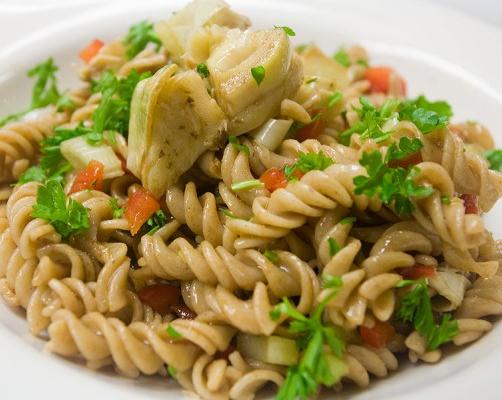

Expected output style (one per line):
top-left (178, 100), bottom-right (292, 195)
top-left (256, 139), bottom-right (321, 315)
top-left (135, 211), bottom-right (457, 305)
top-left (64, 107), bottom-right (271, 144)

top-left (125, 187), bottom-right (160, 235)
top-left (360, 320), bottom-right (396, 348)
top-left (399, 264), bottom-right (436, 280)
top-left (388, 152), bottom-right (423, 168)
top-left (295, 118), bottom-right (326, 142)
top-left (460, 194), bottom-right (479, 214)
top-left (215, 345), bottom-right (236, 361)
top-left (137, 283), bottom-right (181, 315)
top-left (260, 168), bottom-right (288, 192)
top-left (364, 66), bottom-right (406, 96)
top-left (69, 160), bottom-right (105, 194)
top-left (79, 39), bottom-right (104, 63)
top-left (170, 304), bottom-right (196, 320)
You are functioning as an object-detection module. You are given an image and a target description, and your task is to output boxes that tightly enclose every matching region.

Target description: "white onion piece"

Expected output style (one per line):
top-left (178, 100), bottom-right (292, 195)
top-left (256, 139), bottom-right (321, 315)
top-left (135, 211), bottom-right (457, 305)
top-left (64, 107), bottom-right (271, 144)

top-left (429, 268), bottom-right (470, 312)
top-left (251, 118), bottom-right (293, 151)
top-left (61, 136), bottom-right (124, 179)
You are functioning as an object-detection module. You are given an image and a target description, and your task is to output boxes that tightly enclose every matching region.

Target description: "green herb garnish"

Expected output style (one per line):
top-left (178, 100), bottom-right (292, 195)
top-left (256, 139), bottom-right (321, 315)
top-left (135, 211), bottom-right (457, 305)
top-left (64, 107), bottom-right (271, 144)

top-left (228, 135), bottom-right (250, 154)
top-left (0, 58), bottom-right (62, 127)
top-left (354, 137), bottom-right (433, 216)
top-left (231, 179), bottom-right (264, 192)
top-left (284, 151), bottom-right (334, 181)
top-left (326, 90), bottom-right (343, 108)
top-left (333, 47), bottom-right (350, 67)
top-left (441, 195), bottom-right (451, 205)
top-left (166, 324), bottom-right (183, 340)
top-left (339, 216), bottom-right (356, 225)
top-left (264, 249), bottom-right (279, 264)
top-left (340, 97), bottom-right (400, 145)
top-left (327, 237), bottom-right (341, 257)
top-left (271, 277), bottom-right (345, 400)
top-left (109, 198), bottom-right (124, 219)
top-left (251, 66), bottom-right (266, 85)
top-left (484, 149), bottom-right (502, 172)
top-left (219, 208), bottom-right (238, 219)
top-left (144, 210), bottom-right (168, 235)
top-left (396, 279), bottom-right (458, 350)
top-left (92, 70), bottom-right (151, 136)
top-left (275, 25), bottom-right (296, 36)
top-left (196, 63), bottom-right (210, 78)
top-left (123, 20), bottom-right (161, 59)
top-left (32, 180), bottom-right (90, 238)
top-left (399, 95), bottom-right (452, 133)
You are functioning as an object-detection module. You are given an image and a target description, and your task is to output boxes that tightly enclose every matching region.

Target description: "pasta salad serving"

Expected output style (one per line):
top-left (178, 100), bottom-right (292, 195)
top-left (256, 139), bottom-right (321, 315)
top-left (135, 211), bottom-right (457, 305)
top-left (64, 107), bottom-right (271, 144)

top-left (0, 0), bottom-right (501, 399)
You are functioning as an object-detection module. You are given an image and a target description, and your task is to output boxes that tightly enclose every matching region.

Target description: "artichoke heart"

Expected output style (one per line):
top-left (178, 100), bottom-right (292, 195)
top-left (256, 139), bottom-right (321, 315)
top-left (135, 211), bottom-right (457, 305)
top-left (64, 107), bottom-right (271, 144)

top-left (299, 45), bottom-right (350, 91)
top-left (155, 0), bottom-right (250, 68)
top-left (207, 28), bottom-right (303, 136)
top-left (127, 64), bottom-right (226, 197)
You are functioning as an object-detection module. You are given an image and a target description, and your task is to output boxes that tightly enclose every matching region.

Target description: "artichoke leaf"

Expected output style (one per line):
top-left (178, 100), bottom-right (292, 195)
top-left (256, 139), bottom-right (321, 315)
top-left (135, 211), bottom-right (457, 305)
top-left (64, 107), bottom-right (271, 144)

top-left (429, 267), bottom-right (470, 312)
top-left (155, 0), bottom-right (250, 67)
top-left (207, 28), bottom-right (303, 136)
top-left (300, 45), bottom-right (350, 91)
top-left (127, 64), bottom-right (226, 197)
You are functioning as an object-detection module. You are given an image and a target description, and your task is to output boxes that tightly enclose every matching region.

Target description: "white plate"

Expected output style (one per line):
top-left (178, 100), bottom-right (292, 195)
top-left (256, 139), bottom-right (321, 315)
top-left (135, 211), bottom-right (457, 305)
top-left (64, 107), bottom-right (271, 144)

top-left (0, 0), bottom-right (501, 398)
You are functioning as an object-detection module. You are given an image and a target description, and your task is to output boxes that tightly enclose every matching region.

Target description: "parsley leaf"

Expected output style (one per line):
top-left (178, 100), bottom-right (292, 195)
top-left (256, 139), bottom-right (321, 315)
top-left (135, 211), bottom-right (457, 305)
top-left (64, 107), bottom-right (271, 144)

top-left (354, 137), bottom-right (433, 216)
top-left (396, 279), bottom-right (458, 350)
top-left (399, 95), bottom-right (452, 133)
top-left (0, 58), bottom-right (62, 127)
top-left (109, 198), bottom-right (124, 219)
top-left (32, 180), bottom-right (90, 238)
top-left (228, 135), bottom-right (250, 154)
top-left (340, 216), bottom-right (356, 225)
top-left (326, 90), bottom-right (343, 108)
top-left (275, 25), bottom-right (296, 36)
top-left (284, 151), bottom-right (334, 181)
top-left (251, 66), bottom-right (266, 85)
top-left (219, 207), bottom-right (238, 219)
top-left (18, 166), bottom-right (47, 184)
top-left (123, 20), bottom-right (162, 59)
top-left (484, 149), bottom-right (502, 172)
top-left (55, 94), bottom-right (76, 112)
top-left (144, 210), bottom-right (168, 235)
top-left (166, 324), bottom-right (182, 340)
top-left (333, 47), bottom-right (350, 67)
top-left (196, 63), bottom-right (209, 78)
top-left (264, 249), bottom-right (279, 264)
top-left (92, 70), bottom-right (151, 136)
top-left (340, 97), bottom-right (400, 145)
top-left (272, 277), bottom-right (346, 400)
top-left (327, 237), bottom-right (341, 257)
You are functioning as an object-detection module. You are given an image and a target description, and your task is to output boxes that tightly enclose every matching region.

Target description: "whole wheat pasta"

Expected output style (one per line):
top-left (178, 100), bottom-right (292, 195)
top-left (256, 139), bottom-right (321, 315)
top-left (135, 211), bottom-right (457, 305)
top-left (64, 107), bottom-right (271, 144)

top-left (0, 1), bottom-right (501, 399)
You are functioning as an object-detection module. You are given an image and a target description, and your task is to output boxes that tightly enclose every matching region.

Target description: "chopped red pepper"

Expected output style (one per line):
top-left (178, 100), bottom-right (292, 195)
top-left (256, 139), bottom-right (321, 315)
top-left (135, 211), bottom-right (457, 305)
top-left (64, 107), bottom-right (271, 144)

top-left (388, 151), bottom-right (423, 168)
top-left (170, 304), bottom-right (196, 320)
top-left (259, 167), bottom-right (303, 192)
top-left (79, 39), bottom-right (104, 63)
top-left (125, 187), bottom-right (160, 235)
top-left (460, 194), bottom-right (479, 214)
top-left (260, 168), bottom-right (288, 192)
top-left (295, 118), bottom-right (325, 142)
top-left (69, 160), bottom-right (105, 194)
top-left (137, 283), bottom-right (181, 315)
top-left (399, 264), bottom-right (436, 280)
top-left (360, 320), bottom-right (396, 348)
top-left (364, 66), bottom-right (406, 96)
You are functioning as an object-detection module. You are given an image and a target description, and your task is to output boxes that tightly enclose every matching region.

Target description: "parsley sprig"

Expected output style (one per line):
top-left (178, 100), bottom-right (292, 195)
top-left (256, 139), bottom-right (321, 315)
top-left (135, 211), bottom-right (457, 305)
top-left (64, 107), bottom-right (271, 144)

top-left (91, 70), bottom-right (151, 136)
top-left (354, 137), bottom-right (433, 216)
top-left (123, 20), bottom-right (162, 59)
top-left (143, 210), bottom-right (168, 235)
top-left (271, 276), bottom-right (346, 400)
top-left (396, 279), bottom-right (458, 350)
top-left (284, 151), bottom-right (334, 181)
top-left (32, 180), bottom-right (90, 238)
top-left (0, 58), bottom-right (63, 127)
top-left (340, 97), bottom-right (400, 145)
top-left (485, 149), bottom-right (502, 172)
top-left (399, 95), bottom-right (452, 133)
